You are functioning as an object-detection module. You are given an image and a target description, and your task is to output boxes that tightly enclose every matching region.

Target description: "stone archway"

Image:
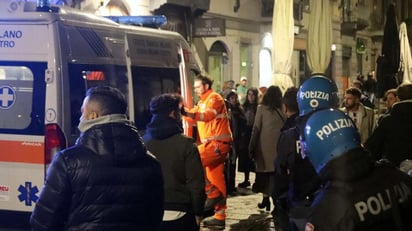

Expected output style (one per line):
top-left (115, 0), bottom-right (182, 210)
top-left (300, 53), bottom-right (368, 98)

top-left (208, 41), bottom-right (229, 92)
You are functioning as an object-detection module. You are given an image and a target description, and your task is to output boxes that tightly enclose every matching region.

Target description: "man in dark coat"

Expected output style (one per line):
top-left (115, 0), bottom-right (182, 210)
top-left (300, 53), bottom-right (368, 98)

top-left (143, 94), bottom-right (205, 231)
top-left (30, 86), bottom-right (164, 231)
top-left (365, 83), bottom-right (412, 166)
top-left (302, 109), bottom-right (412, 231)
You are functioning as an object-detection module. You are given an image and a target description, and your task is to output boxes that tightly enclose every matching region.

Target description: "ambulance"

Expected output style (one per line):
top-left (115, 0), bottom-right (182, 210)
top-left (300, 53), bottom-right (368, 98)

top-left (0, 0), bottom-right (199, 227)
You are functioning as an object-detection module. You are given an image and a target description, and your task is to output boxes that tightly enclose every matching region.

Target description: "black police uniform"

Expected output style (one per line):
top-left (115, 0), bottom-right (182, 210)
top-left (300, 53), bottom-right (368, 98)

top-left (274, 120), bottom-right (321, 231)
top-left (307, 148), bottom-right (412, 231)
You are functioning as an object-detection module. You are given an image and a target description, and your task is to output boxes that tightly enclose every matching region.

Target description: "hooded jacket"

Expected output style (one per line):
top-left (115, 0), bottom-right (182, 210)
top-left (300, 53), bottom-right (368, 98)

top-left (143, 115), bottom-right (205, 217)
top-left (30, 121), bottom-right (164, 231)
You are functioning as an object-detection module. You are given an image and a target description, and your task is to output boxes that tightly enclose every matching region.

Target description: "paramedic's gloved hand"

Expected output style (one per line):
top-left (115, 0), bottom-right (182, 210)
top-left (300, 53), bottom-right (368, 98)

top-left (181, 107), bottom-right (195, 119)
top-left (181, 106), bottom-right (188, 116)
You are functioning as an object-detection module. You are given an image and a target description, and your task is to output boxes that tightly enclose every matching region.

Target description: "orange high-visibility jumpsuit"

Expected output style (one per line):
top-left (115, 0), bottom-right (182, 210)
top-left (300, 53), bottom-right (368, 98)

top-left (186, 89), bottom-right (232, 221)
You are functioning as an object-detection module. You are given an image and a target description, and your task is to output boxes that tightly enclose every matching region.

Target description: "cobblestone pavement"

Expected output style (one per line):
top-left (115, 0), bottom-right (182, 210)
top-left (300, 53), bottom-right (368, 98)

top-left (0, 173), bottom-right (278, 231)
top-left (200, 172), bottom-right (277, 231)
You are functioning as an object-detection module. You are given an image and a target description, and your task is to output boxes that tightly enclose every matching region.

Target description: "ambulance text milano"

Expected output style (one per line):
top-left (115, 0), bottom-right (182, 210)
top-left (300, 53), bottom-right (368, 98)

top-left (0, 30), bottom-right (23, 48)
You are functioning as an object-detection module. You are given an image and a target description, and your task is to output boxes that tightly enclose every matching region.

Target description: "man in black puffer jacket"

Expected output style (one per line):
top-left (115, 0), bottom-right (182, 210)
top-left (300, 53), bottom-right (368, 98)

top-left (30, 86), bottom-right (164, 231)
top-left (143, 94), bottom-right (205, 231)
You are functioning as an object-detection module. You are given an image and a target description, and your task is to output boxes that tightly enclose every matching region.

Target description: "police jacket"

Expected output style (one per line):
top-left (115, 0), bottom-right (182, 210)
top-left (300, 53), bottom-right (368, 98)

top-left (30, 121), bottom-right (164, 231)
top-left (307, 148), bottom-right (412, 231)
top-left (274, 122), bottom-right (320, 201)
top-left (143, 115), bottom-right (206, 217)
top-left (365, 100), bottom-right (412, 166)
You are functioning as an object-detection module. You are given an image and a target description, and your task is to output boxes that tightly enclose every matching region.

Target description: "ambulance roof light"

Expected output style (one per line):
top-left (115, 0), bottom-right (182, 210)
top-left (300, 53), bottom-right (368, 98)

top-left (105, 15), bottom-right (167, 28)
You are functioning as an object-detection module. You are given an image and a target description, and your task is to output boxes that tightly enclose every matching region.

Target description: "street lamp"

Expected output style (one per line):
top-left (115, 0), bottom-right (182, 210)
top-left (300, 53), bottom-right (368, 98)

top-left (331, 44), bottom-right (336, 81)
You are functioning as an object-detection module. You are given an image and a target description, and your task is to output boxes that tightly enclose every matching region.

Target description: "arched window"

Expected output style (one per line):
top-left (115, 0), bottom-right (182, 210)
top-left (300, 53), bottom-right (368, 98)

top-left (259, 33), bottom-right (272, 87)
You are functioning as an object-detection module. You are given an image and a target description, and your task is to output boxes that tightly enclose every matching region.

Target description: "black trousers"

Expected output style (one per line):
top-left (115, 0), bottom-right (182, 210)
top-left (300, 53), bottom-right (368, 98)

top-left (225, 151), bottom-right (237, 194)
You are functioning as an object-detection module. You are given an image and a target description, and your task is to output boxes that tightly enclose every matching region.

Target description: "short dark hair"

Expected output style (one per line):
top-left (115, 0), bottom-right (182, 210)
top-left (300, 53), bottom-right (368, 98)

top-left (282, 87), bottom-right (299, 113)
top-left (195, 74), bottom-right (213, 89)
top-left (397, 84), bottom-right (412, 100)
top-left (149, 94), bottom-right (181, 115)
top-left (225, 90), bottom-right (237, 100)
top-left (345, 87), bottom-right (362, 98)
top-left (86, 85), bottom-right (127, 116)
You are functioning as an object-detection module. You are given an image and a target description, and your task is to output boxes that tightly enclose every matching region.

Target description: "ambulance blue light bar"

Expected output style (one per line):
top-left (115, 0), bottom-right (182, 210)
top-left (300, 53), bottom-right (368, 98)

top-left (105, 15), bottom-right (167, 28)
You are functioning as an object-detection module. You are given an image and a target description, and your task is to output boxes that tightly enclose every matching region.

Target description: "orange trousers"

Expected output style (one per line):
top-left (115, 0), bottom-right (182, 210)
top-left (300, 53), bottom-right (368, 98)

top-left (198, 141), bottom-right (230, 220)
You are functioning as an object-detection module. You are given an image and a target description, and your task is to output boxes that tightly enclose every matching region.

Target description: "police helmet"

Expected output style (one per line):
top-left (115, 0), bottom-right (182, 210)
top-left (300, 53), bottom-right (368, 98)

top-left (297, 75), bottom-right (339, 116)
top-left (300, 108), bottom-right (361, 173)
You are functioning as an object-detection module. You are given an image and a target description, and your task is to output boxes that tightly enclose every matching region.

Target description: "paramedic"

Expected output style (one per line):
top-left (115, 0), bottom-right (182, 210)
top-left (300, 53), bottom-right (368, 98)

top-left (183, 74), bottom-right (233, 228)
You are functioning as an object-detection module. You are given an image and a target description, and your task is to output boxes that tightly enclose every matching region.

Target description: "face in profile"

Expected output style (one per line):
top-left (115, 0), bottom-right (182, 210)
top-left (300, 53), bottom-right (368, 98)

top-left (194, 80), bottom-right (207, 97)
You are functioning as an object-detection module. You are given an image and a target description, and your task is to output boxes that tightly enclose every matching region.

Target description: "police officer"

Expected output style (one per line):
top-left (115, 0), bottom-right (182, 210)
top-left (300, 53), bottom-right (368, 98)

top-left (274, 75), bottom-right (339, 231)
top-left (301, 109), bottom-right (412, 231)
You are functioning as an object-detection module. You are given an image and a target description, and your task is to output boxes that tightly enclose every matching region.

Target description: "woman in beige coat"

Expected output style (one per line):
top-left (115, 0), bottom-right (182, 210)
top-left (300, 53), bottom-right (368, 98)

top-left (249, 85), bottom-right (286, 212)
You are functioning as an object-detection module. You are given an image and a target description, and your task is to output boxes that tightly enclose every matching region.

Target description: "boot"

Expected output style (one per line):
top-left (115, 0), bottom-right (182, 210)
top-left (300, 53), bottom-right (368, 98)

top-left (203, 218), bottom-right (225, 228)
top-left (257, 196), bottom-right (271, 212)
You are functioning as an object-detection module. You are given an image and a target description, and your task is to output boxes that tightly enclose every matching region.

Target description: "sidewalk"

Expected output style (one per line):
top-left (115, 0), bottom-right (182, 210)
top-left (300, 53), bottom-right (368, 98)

top-left (200, 172), bottom-right (277, 231)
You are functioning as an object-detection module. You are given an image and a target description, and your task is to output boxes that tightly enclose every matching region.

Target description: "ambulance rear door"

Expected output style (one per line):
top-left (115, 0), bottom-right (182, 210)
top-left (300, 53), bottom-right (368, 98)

top-left (0, 23), bottom-right (50, 226)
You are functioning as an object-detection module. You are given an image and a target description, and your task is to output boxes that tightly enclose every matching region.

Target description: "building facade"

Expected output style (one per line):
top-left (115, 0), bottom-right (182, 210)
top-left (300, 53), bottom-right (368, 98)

top-left (62, 0), bottom-right (412, 95)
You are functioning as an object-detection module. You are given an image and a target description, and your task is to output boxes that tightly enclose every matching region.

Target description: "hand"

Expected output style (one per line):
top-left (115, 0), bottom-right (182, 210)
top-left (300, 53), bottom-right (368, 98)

top-left (180, 106), bottom-right (188, 116)
top-left (195, 216), bottom-right (202, 226)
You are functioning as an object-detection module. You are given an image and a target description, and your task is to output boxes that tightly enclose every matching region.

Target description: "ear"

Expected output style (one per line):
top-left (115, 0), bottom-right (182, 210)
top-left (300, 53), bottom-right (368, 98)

top-left (88, 111), bottom-right (98, 120)
top-left (168, 110), bottom-right (175, 118)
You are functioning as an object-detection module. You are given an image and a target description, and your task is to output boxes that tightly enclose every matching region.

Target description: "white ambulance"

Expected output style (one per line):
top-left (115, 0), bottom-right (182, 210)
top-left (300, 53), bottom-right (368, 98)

top-left (0, 0), bottom-right (199, 227)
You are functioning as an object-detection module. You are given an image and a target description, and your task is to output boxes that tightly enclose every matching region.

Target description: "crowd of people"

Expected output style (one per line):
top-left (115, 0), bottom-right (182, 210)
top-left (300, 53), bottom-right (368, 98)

top-left (30, 73), bottom-right (412, 231)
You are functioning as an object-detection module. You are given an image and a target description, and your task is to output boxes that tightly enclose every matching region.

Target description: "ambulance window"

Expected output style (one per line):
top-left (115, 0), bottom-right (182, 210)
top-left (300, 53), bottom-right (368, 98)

top-left (0, 66), bottom-right (34, 129)
top-left (131, 66), bottom-right (180, 132)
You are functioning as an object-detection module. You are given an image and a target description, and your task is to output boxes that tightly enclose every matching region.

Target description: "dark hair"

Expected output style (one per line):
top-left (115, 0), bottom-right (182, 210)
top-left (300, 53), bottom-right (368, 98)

top-left (397, 84), bottom-right (412, 100)
top-left (195, 74), bottom-right (214, 89)
top-left (243, 87), bottom-right (259, 113)
top-left (150, 94), bottom-right (181, 115)
top-left (261, 85), bottom-right (282, 111)
top-left (86, 85), bottom-right (127, 115)
top-left (282, 87), bottom-right (299, 113)
top-left (225, 90), bottom-right (237, 100)
top-left (345, 87), bottom-right (362, 98)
